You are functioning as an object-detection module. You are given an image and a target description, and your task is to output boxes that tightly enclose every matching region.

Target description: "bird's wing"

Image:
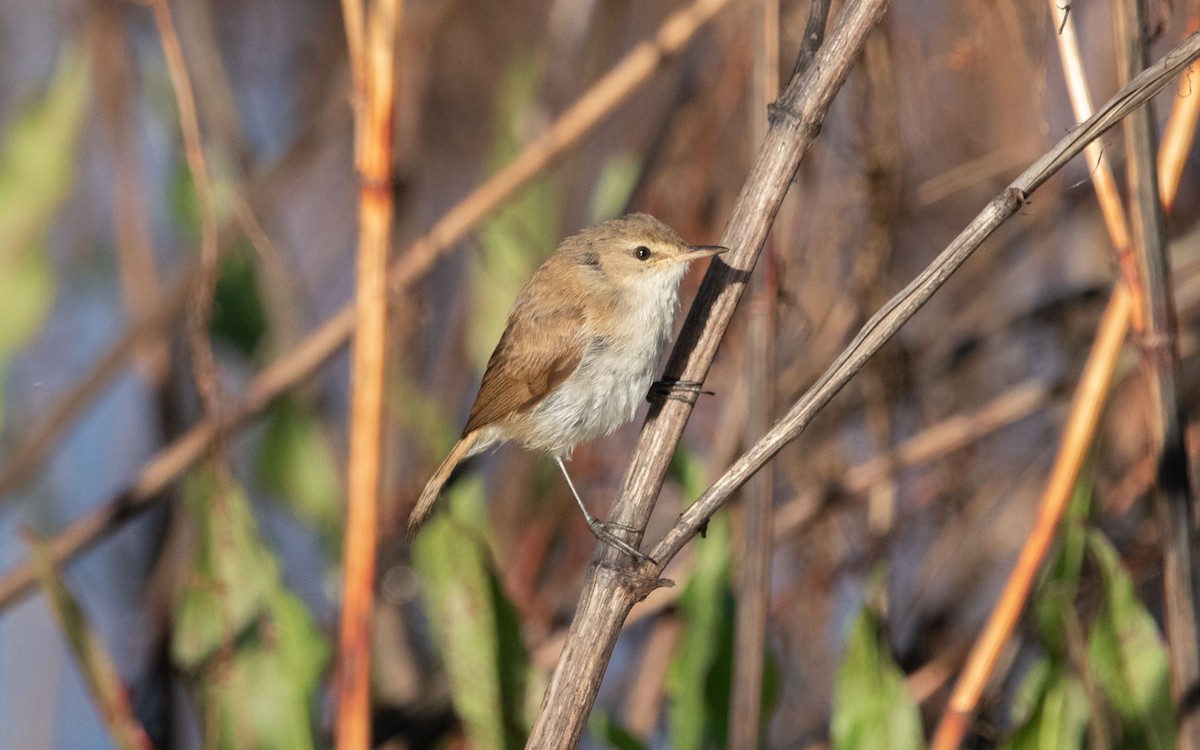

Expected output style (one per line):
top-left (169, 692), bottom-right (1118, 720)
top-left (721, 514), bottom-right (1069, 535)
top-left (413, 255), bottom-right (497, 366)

top-left (463, 302), bottom-right (586, 434)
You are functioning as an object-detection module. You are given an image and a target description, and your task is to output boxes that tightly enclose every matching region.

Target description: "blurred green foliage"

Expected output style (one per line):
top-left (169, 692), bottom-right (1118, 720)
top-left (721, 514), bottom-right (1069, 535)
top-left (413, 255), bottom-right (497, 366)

top-left (1002, 479), bottom-right (1175, 749)
top-left (211, 242), bottom-right (268, 356)
top-left (391, 369), bottom-right (459, 461)
top-left (818, 471), bottom-right (1176, 750)
top-left (413, 476), bottom-right (539, 750)
top-left (1087, 532), bottom-right (1174, 748)
top-left (592, 712), bottom-right (650, 750)
top-left (588, 153), bottom-right (642, 225)
top-left (0, 46), bottom-right (88, 427)
top-left (470, 51), bottom-right (561, 369)
top-left (169, 163), bottom-right (201, 243)
top-left (1003, 657), bottom-right (1090, 750)
top-left (656, 451), bottom-right (780, 748)
top-left (666, 449), bottom-right (737, 750)
top-left (831, 576), bottom-right (924, 750)
top-left (257, 396), bottom-right (343, 551)
top-left (172, 468), bottom-right (329, 749)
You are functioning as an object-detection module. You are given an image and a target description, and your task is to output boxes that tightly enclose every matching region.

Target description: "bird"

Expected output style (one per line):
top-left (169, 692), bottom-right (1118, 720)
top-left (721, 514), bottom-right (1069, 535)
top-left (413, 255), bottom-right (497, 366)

top-left (411, 213), bottom-right (726, 558)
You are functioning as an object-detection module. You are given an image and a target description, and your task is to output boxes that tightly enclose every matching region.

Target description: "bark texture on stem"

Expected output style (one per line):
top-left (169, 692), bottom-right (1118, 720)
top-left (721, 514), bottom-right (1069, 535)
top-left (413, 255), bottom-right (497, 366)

top-left (1117, 1), bottom-right (1200, 743)
top-left (525, 1), bottom-right (890, 746)
top-left (649, 30), bottom-right (1200, 568)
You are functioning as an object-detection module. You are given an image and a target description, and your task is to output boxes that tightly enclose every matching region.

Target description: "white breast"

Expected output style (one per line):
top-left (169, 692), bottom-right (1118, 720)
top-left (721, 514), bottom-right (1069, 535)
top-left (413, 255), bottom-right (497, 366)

top-left (518, 266), bottom-right (685, 457)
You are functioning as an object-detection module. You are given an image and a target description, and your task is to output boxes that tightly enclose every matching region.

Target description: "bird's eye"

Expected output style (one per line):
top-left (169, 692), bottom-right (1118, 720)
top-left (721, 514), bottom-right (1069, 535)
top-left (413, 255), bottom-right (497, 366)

top-left (634, 245), bottom-right (652, 261)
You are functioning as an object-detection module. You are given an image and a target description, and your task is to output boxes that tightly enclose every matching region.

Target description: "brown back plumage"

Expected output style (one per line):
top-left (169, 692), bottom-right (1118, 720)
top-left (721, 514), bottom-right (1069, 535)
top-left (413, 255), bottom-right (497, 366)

top-left (463, 296), bottom-right (586, 434)
top-left (410, 213), bottom-right (712, 532)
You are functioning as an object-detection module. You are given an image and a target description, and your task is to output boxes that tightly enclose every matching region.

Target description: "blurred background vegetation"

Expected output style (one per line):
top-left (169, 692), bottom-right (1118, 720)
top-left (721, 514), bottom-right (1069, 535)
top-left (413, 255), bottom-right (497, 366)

top-left (0, 0), bottom-right (1197, 747)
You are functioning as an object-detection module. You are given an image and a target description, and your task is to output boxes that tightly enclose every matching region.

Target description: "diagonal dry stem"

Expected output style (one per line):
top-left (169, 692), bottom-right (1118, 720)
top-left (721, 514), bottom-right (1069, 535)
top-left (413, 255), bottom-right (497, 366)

top-left (25, 529), bottom-right (153, 750)
top-left (0, 0), bottom-right (731, 613)
top-left (931, 286), bottom-right (1132, 749)
top-left (527, 1), bottom-right (891, 745)
top-left (930, 6), bottom-right (1200, 745)
top-left (0, 270), bottom-right (192, 498)
top-left (527, 15), bottom-right (1200, 750)
top-left (649, 30), bottom-right (1200, 569)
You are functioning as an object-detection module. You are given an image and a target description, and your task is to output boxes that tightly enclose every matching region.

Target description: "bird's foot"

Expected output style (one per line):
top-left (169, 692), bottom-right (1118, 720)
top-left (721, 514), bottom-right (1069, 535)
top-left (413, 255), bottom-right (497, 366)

top-left (585, 518), bottom-right (655, 565)
top-left (647, 378), bottom-right (713, 405)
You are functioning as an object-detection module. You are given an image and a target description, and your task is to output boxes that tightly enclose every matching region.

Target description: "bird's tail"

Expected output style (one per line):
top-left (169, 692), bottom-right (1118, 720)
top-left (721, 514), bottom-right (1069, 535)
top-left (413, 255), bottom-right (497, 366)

top-left (409, 431), bottom-right (481, 533)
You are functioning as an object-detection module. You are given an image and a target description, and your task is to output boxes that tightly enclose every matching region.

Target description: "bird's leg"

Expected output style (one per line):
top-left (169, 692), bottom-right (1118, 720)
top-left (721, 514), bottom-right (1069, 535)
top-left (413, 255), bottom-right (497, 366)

top-left (647, 377), bottom-right (713, 405)
top-left (555, 457), bottom-right (653, 564)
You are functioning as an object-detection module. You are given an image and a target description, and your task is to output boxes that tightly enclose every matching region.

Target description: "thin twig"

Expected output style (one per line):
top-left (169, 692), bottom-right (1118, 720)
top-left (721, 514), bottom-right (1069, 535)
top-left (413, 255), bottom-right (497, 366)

top-left (0, 0), bottom-right (729, 613)
top-left (144, 0), bottom-right (223, 424)
top-left (526, 2), bottom-right (889, 745)
top-left (24, 529), bottom-right (153, 750)
top-left (929, 6), bottom-right (1200, 742)
top-left (649, 31), bottom-right (1200, 569)
top-left (1118, 0), bottom-right (1200, 743)
top-left (843, 380), bottom-right (1052, 496)
top-left (91, 7), bottom-right (169, 382)
top-left (0, 271), bottom-right (192, 499)
top-left (728, 0), bottom-right (788, 747)
top-left (229, 188), bottom-right (306, 351)
top-left (930, 287), bottom-right (1132, 749)
top-left (335, 0), bottom-right (402, 748)
top-left (853, 23), bottom-right (904, 534)
top-left (1049, 0), bottom-right (1144, 329)
top-left (340, 0), bottom-right (367, 165)
top-left (1158, 15), bottom-right (1200, 211)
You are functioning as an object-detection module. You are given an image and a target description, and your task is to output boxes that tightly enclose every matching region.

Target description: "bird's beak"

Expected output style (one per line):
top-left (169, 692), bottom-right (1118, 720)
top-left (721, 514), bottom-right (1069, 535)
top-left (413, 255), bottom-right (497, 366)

top-left (676, 244), bottom-right (729, 263)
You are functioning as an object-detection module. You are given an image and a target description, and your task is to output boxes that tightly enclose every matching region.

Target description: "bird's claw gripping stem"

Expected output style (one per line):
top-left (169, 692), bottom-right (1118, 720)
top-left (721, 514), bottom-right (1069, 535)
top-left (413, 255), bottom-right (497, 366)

top-left (647, 378), bottom-right (713, 405)
top-left (585, 518), bottom-right (655, 565)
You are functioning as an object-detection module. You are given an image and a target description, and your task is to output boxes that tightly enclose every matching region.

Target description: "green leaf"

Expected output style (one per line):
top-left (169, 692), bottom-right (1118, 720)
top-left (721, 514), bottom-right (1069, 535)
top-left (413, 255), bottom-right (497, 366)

top-left (592, 713), bottom-right (650, 750)
top-left (257, 397), bottom-right (342, 549)
top-left (1086, 530), bottom-right (1175, 750)
top-left (0, 45), bottom-right (88, 426)
top-left (201, 617), bottom-right (322, 750)
top-left (1000, 658), bottom-right (1089, 750)
top-left (1031, 480), bottom-right (1092, 655)
top-left (413, 477), bottom-right (532, 750)
top-left (168, 160), bottom-right (201, 240)
top-left (268, 587), bottom-right (331, 697)
top-left (210, 242), bottom-right (267, 356)
top-left (0, 48), bottom-right (87, 247)
top-left (172, 470), bottom-right (282, 669)
top-left (171, 469), bottom-right (329, 749)
top-left (1007, 656), bottom-right (1052, 731)
top-left (665, 449), bottom-right (735, 750)
top-left (203, 590), bottom-right (328, 750)
top-left (830, 603), bottom-right (923, 750)
top-left (0, 253), bottom-right (54, 367)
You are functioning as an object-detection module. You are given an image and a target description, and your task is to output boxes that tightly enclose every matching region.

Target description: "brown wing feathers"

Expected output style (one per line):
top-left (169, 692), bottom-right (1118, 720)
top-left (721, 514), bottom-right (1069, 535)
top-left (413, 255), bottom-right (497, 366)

top-left (411, 286), bottom-right (587, 531)
top-left (463, 302), bottom-right (585, 434)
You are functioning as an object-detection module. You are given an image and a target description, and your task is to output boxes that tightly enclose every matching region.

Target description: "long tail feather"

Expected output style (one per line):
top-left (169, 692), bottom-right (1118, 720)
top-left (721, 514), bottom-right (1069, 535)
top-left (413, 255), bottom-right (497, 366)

top-left (409, 431), bottom-right (481, 533)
